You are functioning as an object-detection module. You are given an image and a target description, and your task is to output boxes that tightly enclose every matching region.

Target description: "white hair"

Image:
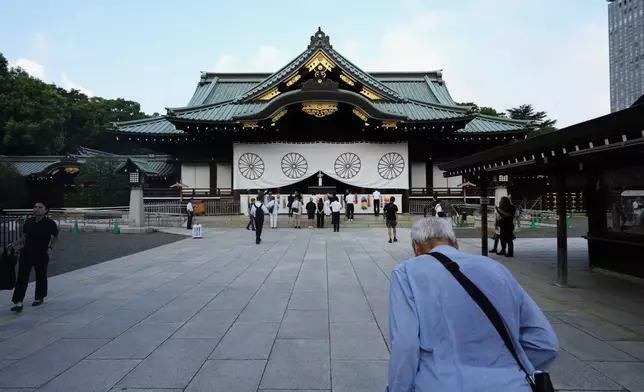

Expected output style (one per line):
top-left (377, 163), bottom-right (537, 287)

top-left (410, 217), bottom-right (457, 247)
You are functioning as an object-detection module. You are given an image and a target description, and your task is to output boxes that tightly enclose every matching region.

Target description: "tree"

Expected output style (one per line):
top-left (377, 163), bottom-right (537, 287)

top-left (456, 102), bottom-right (506, 117)
top-left (0, 161), bottom-right (27, 209)
top-left (72, 157), bottom-right (129, 207)
top-left (0, 55), bottom-right (67, 155)
top-left (507, 104), bottom-right (557, 129)
top-left (0, 51), bottom-right (152, 156)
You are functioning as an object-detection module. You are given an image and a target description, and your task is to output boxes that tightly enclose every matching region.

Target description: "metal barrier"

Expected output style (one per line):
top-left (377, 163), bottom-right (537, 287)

top-left (145, 213), bottom-right (186, 228)
top-left (0, 215), bottom-right (24, 248)
top-left (144, 199), bottom-right (240, 216)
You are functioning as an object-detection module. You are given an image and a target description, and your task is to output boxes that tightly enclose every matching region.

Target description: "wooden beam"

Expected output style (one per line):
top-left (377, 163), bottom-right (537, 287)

top-left (556, 173), bottom-right (568, 287)
top-left (480, 176), bottom-right (489, 256)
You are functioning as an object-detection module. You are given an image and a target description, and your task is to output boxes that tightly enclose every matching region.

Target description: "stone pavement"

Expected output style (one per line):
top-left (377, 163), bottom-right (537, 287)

top-left (0, 227), bottom-right (642, 391)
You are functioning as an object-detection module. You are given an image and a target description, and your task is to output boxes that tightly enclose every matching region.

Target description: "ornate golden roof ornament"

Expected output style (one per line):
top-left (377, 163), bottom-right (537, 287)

top-left (340, 72), bottom-right (356, 86)
top-left (271, 110), bottom-right (287, 123)
top-left (242, 121), bottom-right (259, 129)
top-left (382, 121), bottom-right (398, 128)
top-left (352, 108), bottom-right (368, 122)
top-left (360, 87), bottom-right (383, 100)
top-left (302, 102), bottom-right (338, 118)
top-left (305, 51), bottom-right (335, 72)
top-left (286, 74), bottom-right (301, 87)
top-left (257, 87), bottom-right (280, 101)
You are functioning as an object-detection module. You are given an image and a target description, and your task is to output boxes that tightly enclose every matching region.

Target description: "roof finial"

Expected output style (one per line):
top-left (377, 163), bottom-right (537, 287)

top-left (309, 27), bottom-right (331, 49)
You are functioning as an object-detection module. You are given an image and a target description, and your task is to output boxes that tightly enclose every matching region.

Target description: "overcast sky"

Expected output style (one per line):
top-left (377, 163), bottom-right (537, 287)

top-left (1, 0), bottom-right (609, 127)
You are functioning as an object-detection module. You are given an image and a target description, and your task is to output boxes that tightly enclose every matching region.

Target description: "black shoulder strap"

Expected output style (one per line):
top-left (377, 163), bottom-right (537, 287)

top-left (428, 251), bottom-right (531, 377)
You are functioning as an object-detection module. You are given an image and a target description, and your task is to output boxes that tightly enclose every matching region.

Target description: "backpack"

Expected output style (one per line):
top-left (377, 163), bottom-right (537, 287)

top-left (255, 203), bottom-right (265, 220)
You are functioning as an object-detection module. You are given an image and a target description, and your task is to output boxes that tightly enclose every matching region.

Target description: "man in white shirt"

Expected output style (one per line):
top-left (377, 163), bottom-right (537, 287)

top-left (373, 189), bottom-right (381, 217)
top-left (345, 191), bottom-right (356, 222)
top-left (186, 199), bottom-right (194, 230)
top-left (330, 196), bottom-right (342, 232)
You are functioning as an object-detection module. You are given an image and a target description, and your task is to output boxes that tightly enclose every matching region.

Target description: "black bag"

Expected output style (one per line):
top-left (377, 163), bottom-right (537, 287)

top-left (0, 247), bottom-right (18, 291)
top-left (268, 204), bottom-right (274, 214)
top-left (429, 251), bottom-right (556, 392)
top-left (254, 203), bottom-right (265, 220)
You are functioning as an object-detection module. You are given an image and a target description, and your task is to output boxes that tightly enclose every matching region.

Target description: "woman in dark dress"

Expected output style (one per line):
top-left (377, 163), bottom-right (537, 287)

top-left (496, 196), bottom-right (516, 257)
top-left (316, 197), bottom-right (325, 228)
top-left (10, 201), bottom-right (59, 312)
top-left (305, 197), bottom-right (316, 228)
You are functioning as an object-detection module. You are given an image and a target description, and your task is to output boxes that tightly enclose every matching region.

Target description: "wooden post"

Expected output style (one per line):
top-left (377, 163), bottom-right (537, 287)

top-left (556, 173), bottom-right (568, 287)
top-left (425, 160), bottom-right (434, 196)
top-left (209, 162), bottom-right (218, 195)
top-left (481, 176), bottom-right (489, 256)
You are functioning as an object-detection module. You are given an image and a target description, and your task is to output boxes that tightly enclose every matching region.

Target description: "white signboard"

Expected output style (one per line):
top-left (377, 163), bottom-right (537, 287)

top-left (233, 142), bottom-right (409, 190)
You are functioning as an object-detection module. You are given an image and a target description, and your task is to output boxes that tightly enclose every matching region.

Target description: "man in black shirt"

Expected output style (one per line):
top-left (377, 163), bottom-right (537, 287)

top-left (383, 196), bottom-right (399, 243)
top-left (10, 201), bottom-right (59, 312)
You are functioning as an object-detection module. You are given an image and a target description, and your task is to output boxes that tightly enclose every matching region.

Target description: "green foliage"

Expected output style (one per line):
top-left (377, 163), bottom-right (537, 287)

top-left (457, 100), bottom-right (558, 133)
top-left (0, 161), bottom-right (27, 209)
top-left (506, 104), bottom-right (557, 129)
top-left (0, 52), bottom-right (150, 156)
top-left (71, 157), bottom-right (129, 207)
top-left (455, 102), bottom-right (506, 117)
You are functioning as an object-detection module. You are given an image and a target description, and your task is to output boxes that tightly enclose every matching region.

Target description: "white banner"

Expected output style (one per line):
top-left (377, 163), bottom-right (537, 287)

top-left (233, 142), bottom-right (409, 189)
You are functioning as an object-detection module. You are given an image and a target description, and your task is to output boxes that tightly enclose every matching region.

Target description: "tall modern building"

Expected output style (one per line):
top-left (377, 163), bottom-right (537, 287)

top-left (608, 0), bottom-right (644, 111)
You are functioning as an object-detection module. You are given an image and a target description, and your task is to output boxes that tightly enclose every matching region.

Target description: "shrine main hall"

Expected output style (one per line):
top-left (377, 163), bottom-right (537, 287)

top-left (114, 28), bottom-right (532, 212)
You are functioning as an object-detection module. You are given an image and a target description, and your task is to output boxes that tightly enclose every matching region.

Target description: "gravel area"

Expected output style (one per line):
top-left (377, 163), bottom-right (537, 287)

top-left (27, 231), bottom-right (188, 279)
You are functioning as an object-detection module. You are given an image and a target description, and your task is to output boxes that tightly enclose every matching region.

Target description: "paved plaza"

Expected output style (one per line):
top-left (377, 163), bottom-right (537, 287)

top-left (0, 227), bottom-right (643, 391)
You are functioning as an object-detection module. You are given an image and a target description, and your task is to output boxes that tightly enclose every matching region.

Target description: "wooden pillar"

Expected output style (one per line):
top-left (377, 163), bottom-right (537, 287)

top-left (556, 173), bottom-right (568, 287)
top-left (209, 162), bottom-right (218, 195)
top-left (425, 160), bottom-right (434, 196)
top-left (481, 175), bottom-right (489, 256)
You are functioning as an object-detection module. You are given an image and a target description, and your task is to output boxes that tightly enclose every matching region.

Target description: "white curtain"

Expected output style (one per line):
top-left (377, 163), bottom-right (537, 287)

top-left (233, 142), bottom-right (409, 189)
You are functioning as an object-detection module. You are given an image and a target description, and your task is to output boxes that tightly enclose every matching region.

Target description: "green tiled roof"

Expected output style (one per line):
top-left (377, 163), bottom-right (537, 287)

top-left (1, 150), bottom-right (176, 178)
top-left (380, 80), bottom-right (439, 104)
top-left (234, 29), bottom-right (405, 103)
top-left (2, 157), bottom-right (62, 176)
top-left (118, 158), bottom-right (160, 175)
top-left (168, 101), bottom-right (268, 122)
top-left (459, 115), bottom-right (531, 133)
top-left (113, 29), bottom-right (531, 136)
top-left (373, 102), bottom-right (468, 121)
top-left (116, 116), bottom-right (182, 135)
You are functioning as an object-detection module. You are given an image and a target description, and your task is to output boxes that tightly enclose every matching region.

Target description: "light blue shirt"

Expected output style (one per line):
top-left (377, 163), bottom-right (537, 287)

top-left (385, 245), bottom-right (558, 392)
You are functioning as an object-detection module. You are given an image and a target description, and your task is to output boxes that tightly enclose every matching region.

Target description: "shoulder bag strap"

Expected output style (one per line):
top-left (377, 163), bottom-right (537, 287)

top-left (428, 252), bottom-right (532, 378)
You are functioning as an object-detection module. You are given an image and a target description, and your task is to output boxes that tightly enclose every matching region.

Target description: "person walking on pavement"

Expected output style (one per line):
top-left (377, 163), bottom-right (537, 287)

top-left (267, 195), bottom-right (279, 229)
top-left (373, 189), bottom-right (381, 217)
top-left (10, 201), bottom-right (59, 312)
top-left (330, 195), bottom-right (342, 232)
top-left (246, 198), bottom-right (256, 231)
top-left (384, 217), bottom-right (558, 392)
top-left (250, 193), bottom-right (269, 244)
top-left (384, 196), bottom-right (399, 243)
top-left (186, 198), bottom-right (194, 230)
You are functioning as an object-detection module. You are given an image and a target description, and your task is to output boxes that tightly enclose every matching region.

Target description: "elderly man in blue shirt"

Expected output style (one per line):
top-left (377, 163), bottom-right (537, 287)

top-left (385, 217), bottom-right (559, 392)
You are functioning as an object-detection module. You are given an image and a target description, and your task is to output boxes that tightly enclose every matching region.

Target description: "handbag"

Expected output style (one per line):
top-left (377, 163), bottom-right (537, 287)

top-left (0, 247), bottom-right (18, 291)
top-left (428, 252), bottom-right (556, 392)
